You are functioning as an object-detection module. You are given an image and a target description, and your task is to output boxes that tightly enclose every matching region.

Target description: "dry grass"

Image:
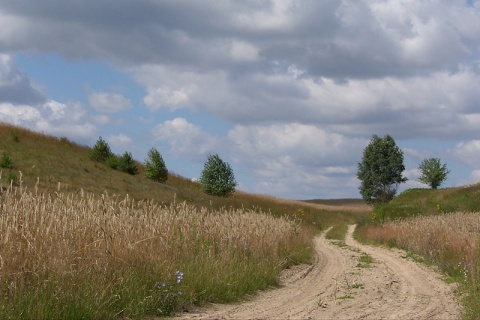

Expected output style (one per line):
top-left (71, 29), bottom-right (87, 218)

top-left (364, 212), bottom-right (479, 265)
top-left (0, 176), bottom-right (307, 318)
top-left (359, 212), bottom-right (480, 319)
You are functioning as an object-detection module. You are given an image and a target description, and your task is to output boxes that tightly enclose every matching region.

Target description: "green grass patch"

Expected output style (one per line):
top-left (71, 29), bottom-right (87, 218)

top-left (356, 253), bottom-right (374, 268)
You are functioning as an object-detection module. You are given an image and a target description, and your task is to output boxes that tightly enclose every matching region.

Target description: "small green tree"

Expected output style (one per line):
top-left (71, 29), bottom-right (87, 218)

top-left (0, 153), bottom-right (13, 169)
top-left (357, 134), bottom-right (407, 204)
top-left (89, 137), bottom-right (113, 162)
top-left (199, 154), bottom-right (237, 197)
top-left (418, 158), bottom-right (450, 189)
top-left (118, 151), bottom-right (138, 175)
top-left (144, 148), bottom-right (168, 183)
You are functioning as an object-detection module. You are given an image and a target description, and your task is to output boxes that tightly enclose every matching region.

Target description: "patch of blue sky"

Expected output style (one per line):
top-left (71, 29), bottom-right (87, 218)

top-left (15, 53), bottom-right (145, 105)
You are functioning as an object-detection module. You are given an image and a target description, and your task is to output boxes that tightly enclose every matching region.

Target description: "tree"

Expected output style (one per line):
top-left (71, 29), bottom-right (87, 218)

top-left (89, 137), bottom-right (113, 162)
top-left (199, 154), bottom-right (237, 197)
top-left (144, 148), bottom-right (168, 183)
top-left (418, 158), bottom-right (450, 189)
top-left (357, 134), bottom-right (407, 204)
top-left (118, 151), bottom-right (139, 175)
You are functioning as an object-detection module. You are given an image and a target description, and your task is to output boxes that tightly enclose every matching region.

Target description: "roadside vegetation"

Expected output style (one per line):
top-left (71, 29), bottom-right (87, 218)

top-left (0, 122), bottom-right (370, 318)
top-left (356, 185), bottom-right (480, 319)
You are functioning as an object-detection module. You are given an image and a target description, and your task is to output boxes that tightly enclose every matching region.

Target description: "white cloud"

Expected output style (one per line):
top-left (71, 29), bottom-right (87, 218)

top-left (452, 140), bottom-right (480, 168)
top-left (87, 90), bottom-right (131, 113)
top-left (230, 40), bottom-right (259, 62)
top-left (0, 100), bottom-right (97, 142)
top-left (108, 133), bottom-right (133, 151)
top-left (0, 102), bottom-right (41, 124)
top-left (151, 118), bottom-right (220, 160)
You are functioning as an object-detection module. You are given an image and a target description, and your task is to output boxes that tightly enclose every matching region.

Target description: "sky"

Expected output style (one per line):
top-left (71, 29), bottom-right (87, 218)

top-left (0, 0), bottom-right (480, 200)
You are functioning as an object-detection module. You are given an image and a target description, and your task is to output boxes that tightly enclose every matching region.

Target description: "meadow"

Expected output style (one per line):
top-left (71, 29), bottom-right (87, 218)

top-left (0, 177), bottom-right (313, 318)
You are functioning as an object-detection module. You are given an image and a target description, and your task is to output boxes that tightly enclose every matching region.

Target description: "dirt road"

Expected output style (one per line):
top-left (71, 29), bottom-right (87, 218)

top-left (181, 225), bottom-right (460, 319)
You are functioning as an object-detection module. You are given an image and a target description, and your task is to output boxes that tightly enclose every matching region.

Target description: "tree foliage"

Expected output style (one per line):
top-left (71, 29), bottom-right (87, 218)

top-left (418, 158), bottom-right (450, 189)
top-left (199, 154), bottom-right (237, 197)
top-left (0, 153), bottom-right (13, 169)
top-left (118, 151), bottom-right (139, 175)
top-left (89, 137), bottom-right (113, 162)
top-left (357, 134), bottom-right (407, 204)
top-left (144, 148), bottom-right (168, 183)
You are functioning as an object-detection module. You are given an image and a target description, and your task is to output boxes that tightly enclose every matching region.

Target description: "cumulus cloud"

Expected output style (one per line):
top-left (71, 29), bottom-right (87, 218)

top-left (151, 118), bottom-right (220, 161)
top-left (87, 90), bottom-right (131, 113)
top-left (108, 133), bottom-right (133, 151)
top-left (0, 54), bottom-right (46, 105)
top-left (1, 1), bottom-right (480, 198)
top-left (451, 140), bottom-right (480, 168)
top-left (0, 100), bottom-right (97, 142)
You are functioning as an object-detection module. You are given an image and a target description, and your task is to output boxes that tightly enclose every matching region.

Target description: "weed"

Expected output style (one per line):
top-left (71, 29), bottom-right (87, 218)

top-left (356, 253), bottom-right (374, 268)
top-left (350, 283), bottom-right (364, 289)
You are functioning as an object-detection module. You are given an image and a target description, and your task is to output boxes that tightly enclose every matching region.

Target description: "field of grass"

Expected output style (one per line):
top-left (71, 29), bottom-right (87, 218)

top-left (0, 122), bottom-right (371, 318)
top-left (0, 179), bottom-right (314, 318)
top-left (356, 186), bottom-right (480, 319)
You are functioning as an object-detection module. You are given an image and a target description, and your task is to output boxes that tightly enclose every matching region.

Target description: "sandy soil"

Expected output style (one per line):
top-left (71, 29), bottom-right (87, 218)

top-left (179, 225), bottom-right (460, 319)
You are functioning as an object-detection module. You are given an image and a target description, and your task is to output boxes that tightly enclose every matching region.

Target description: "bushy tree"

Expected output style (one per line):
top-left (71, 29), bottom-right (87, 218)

top-left (199, 154), bottom-right (237, 197)
top-left (357, 134), bottom-right (407, 204)
top-left (144, 148), bottom-right (168, 183)
top-left (0, 153), bottom-right (13, 169)
top-left (89, 137), bottom-right (113, 162)
top-left (418, 158), bottom-right (450, 189)
top-left (118, 152), bottom-right (138, 175)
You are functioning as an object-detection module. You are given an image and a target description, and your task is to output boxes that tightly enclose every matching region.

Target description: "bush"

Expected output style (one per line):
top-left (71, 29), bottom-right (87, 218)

top-left (118, 152), bottom-right (138, 175)
top-left (144, 148), bottom-right (168, 183)
top-left (10, 130), bottom-right (19, 143)
top-left (89, 137), bottom-right (113, 162)
top-left (6, 172), bottom-right (16, 185)
top-left (0, 154), bottom-right (13, 169)
top-left (105, 154), bottom-right (120, 170)
top-left (199, 154), bottom-right (237, 197)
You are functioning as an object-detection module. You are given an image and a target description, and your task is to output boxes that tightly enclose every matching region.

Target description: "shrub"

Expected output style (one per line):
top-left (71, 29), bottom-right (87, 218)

top-left (89, 137), bottom-right (113, 162)
top-left (0, 154), bottom-right (13, 169)
top-left (105, 154), bottom-right (119, 170)
top-left (144, 148), bottom-right (168, 183)
top-left (118, 152), bottom-right (138, 175)
top-left (6, 172), bottom-right (16, 184)
top-left (199, 154), bottom-right (237, 197)
top-left (10, 130), bottom-right (19, 143)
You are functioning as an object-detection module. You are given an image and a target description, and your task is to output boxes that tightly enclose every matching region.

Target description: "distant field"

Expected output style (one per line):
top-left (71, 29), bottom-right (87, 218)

top-left (302, 198), bottom-right (370, 209)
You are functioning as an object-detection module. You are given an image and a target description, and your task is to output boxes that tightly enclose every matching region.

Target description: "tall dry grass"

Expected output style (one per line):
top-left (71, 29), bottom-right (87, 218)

top-left (0, 174), bottom-right (309, 319)
top-left (359, 212), bottom-right (480, 319)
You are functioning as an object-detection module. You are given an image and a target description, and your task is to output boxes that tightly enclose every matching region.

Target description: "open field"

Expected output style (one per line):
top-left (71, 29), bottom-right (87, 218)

top-left (0, 181), bottom-right (314, 318)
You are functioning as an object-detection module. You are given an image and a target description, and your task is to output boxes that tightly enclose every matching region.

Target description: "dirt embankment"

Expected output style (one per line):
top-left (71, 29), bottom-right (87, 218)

top-left (180, 225), bottom-right (460, 319)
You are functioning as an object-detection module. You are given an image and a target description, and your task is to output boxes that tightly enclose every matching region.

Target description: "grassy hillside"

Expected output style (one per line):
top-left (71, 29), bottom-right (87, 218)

top-left (370, 184), bottom-right (480, 222)
top-left (0, 122), bottom-right (368, 220)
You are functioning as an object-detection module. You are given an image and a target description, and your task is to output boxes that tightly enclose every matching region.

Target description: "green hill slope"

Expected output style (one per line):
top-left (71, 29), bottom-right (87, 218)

top-left (372, 184), bottom-right (480, 222)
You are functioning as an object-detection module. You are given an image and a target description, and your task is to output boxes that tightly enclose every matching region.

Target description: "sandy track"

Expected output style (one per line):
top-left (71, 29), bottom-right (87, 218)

top-left (180, 225), bottom-right (460, 319)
